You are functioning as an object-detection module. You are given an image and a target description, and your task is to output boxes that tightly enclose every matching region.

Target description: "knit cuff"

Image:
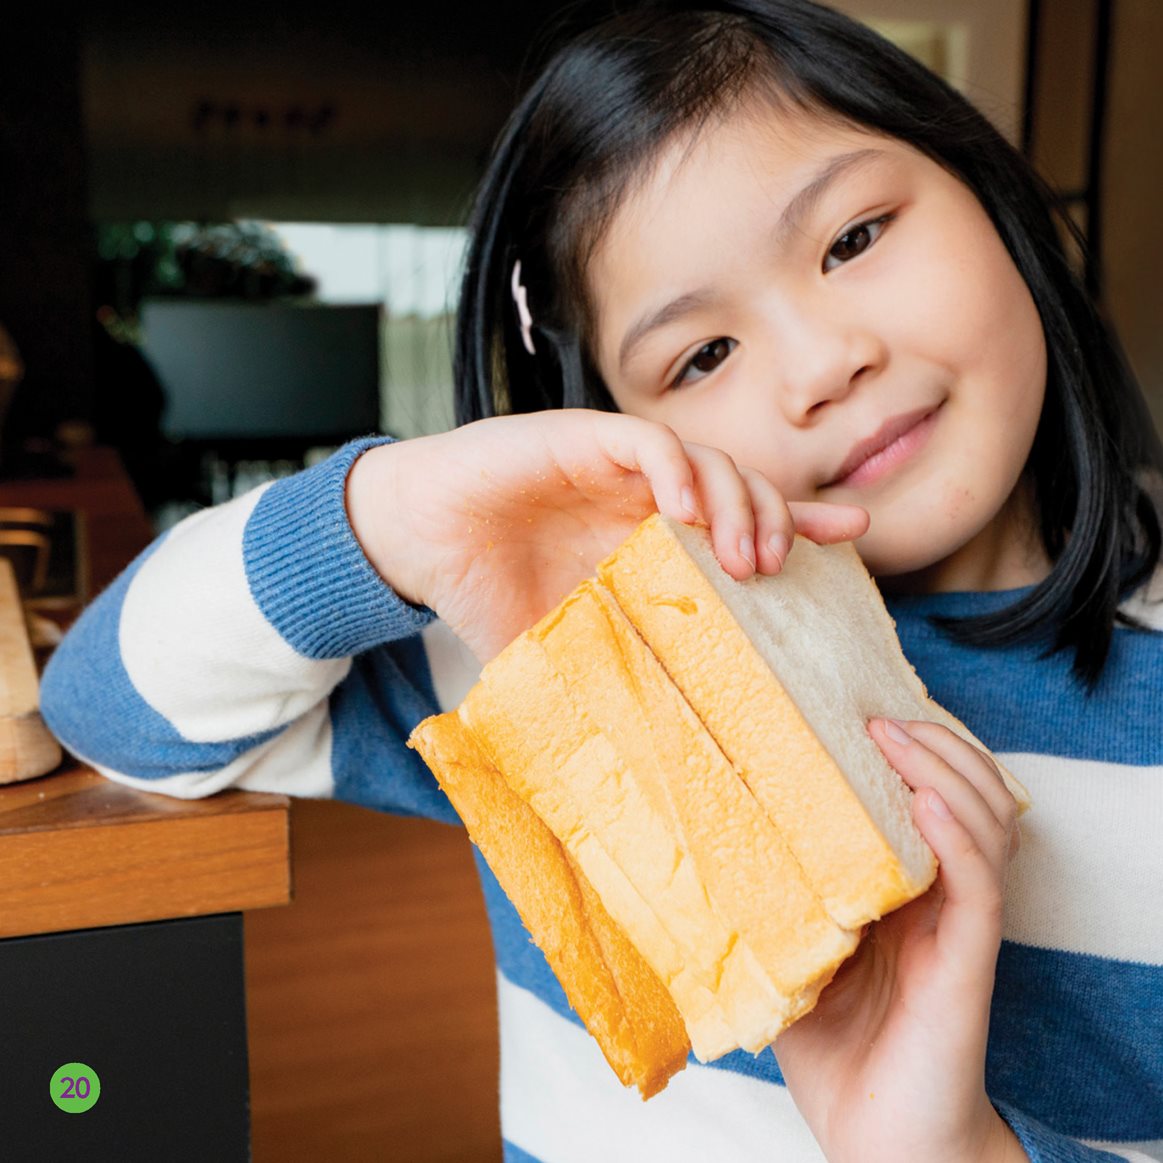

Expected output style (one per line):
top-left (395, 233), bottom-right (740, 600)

top-left (993, 1100), bottom-right (1128, 1162)
top-left (243, 436), bottom-right (436, 659)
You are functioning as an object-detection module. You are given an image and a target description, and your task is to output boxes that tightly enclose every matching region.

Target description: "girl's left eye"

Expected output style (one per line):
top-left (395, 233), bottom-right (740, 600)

top-left (824, 215), bottom-right (893, 271)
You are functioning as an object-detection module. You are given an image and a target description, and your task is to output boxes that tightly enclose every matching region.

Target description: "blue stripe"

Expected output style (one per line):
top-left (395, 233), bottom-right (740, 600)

top-left (887, 594), bottom-right (1163, 765)
top-left (995, 1100), bottom-right (1130, 1161)
top-left (40, 537), bottom-right (283, 778)
top-left (330, 637), bottom-right (460, 823)
top-left (988, 942), bottom-right (1163, 1139)
top-left (503, 1139), bottom-right (544, 1163)
top-left (243, 437), bottom-right (436, 661)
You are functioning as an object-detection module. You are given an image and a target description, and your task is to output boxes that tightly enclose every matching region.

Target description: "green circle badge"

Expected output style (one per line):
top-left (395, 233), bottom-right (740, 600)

top-left (50, 1062), bottom-right (101, 1113)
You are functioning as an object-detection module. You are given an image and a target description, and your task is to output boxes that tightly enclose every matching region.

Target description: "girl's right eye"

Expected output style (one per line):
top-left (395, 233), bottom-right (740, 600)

top-left (672, 337), bottom-right (737, 388)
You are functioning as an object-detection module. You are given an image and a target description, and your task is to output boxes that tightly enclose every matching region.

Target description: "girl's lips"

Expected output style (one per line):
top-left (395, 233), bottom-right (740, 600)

top-left (829, 405), bottom-right (941, 489)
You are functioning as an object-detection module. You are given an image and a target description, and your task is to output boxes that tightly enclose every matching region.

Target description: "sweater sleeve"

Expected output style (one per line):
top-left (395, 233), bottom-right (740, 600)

top-left (995, 1102), bottom-right (1157, 1162)
top-left (39, 437), bottom-right (460, 822)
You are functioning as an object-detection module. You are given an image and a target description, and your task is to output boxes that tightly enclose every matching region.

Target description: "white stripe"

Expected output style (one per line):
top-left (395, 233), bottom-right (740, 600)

top-left (121, 485), bottom-right (351, 741)
top-left (1120, 562), bottom-right (1163, 631)
top-left (497, 973), bottom-right (1163, 1163)
top-left (1083, 1140), bottom-right (1163, 1162)
top-left (1000, 753), bottom-right (1163, 965)
top-left (497, 970), bottom-right (825, 1163)
top-left (421, 619), bottom-right (482, 712)
top-left (82, 702), bottom-right (335, 799)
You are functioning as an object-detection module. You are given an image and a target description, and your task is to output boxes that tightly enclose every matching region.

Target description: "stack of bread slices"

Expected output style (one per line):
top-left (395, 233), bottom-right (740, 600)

top-left (409, 514), bottom-right (1027, 1099)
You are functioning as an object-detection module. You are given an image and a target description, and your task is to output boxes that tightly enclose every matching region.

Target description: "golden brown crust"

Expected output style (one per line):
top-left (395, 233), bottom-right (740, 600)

top-left (409, 711), bottom-right (691, 1098)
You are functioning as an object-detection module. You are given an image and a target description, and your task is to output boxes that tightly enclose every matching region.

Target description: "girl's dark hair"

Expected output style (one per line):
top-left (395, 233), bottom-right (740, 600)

top-left (454, 0), bottom-right (1163, 688)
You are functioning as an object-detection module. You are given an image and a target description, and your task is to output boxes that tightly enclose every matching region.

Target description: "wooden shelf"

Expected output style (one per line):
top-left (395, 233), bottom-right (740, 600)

top-left (0, 765), bottom-right (290, 938)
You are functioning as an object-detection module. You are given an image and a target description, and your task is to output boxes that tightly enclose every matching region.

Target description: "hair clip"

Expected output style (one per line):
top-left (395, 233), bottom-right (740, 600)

top-left (510, 260), bottom-right (537, 355)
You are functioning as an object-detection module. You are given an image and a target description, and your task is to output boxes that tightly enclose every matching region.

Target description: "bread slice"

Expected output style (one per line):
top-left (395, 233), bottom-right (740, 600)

top-left (408, 513), bottom-right (1028, 1098)
top-left (411, 709), bottom-right (691, 1098)
top-left (599, 515), bottom-right (1027, 931)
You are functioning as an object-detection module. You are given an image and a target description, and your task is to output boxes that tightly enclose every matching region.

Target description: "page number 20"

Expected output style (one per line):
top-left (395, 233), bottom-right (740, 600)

top-left (51, 1062), bottom-right (101, 1113)
top-left (61, 1074), bottom-right (91, 1099)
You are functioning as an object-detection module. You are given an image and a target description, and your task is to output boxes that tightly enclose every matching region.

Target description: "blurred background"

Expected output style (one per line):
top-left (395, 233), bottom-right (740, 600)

top-left (1, 0), bottom-right (1161, 525)
top-left (1, 0), bottom-right (1159, 1158)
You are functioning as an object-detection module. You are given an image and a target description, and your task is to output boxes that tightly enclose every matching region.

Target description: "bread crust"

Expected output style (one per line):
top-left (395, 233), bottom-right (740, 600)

top-left (410, 711), bottom-right (691, 1098)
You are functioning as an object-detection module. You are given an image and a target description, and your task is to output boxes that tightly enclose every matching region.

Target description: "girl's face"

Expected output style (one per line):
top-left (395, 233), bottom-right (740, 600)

top-left (587, 99), bottom-right (1050, 591)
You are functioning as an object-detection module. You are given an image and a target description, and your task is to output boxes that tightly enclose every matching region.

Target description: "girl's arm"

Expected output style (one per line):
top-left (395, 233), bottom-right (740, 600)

top-left (40, 438), bottom-right (449, 813)
top-left (42, 411), bottom-right (869, 811)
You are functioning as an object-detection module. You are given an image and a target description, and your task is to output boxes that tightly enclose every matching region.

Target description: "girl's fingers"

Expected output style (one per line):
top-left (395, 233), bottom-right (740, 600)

top-left (591, 416), bottom-right (868, 580)
top-left (686, 444), bottom-right (762, 579)
top-left (684, 453), bottom-right (869, 579)
top-left (739, 466), bottom-right (795, 574)
top-left (912, 780), bottom-right (1008, 985)
top-left (869, 719), bottom-right (1014, 869)
top-left (591, 414), bottom-right (702, 525)
top-left (787, 500), bottom-right (871, 545)
top-left (869, 718), bottom-right (1015, 981)
top-left (900, 720), bottom-right (1017, 831)
top-left (732, 466), bottom-right (871, 576)
top-left (589, 417), bottom-right (768, 579)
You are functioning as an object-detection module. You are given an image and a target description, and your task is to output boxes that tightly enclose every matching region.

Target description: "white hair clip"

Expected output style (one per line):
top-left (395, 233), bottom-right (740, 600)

top-left (510, 259), bottom-right (537, 355)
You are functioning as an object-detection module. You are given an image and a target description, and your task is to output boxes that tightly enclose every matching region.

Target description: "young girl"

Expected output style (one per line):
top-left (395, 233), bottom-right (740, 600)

top-left (42, 1), bottom-right (1163, 1159)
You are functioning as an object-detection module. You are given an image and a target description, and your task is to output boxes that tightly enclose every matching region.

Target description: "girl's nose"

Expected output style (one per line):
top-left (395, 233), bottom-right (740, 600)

top-left (774, 310), bottom-right (884, 424)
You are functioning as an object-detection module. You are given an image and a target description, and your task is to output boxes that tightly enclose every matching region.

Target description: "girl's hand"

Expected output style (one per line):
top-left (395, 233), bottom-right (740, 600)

top-left (346, 410), bottom-right (868, 662)
top-left (773, 719), bottom-right (1026, 1163)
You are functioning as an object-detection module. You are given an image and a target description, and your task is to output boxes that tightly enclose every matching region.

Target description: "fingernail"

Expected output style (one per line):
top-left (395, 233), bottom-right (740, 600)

top-left (883, 718), bottom-right (912, 745)
top-left (739, 534), bottom-right (756, 570)
top-left (767, 532), bottom-right (789, 566)
top-left (681, 486), bottom-right (699, 520)
top-left (927, 789), bottom-right (953, 820)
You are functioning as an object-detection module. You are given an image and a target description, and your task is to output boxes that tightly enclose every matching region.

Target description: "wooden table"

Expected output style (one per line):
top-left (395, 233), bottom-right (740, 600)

top-left (0, 449), bottom-right (291, 1159)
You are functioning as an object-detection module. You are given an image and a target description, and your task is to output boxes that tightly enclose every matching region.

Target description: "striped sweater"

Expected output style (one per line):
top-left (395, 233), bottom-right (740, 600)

top-left (41, 439), bottom-right (1163, 1162)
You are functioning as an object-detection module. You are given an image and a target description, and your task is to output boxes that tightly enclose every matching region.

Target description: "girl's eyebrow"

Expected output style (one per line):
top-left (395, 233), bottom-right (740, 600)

top-left (617, 146), bottom-right (890, 373)
top-left (618, 290), bottom-right (717, 372)
top-left (770, 146), bottom-right (890, 252)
